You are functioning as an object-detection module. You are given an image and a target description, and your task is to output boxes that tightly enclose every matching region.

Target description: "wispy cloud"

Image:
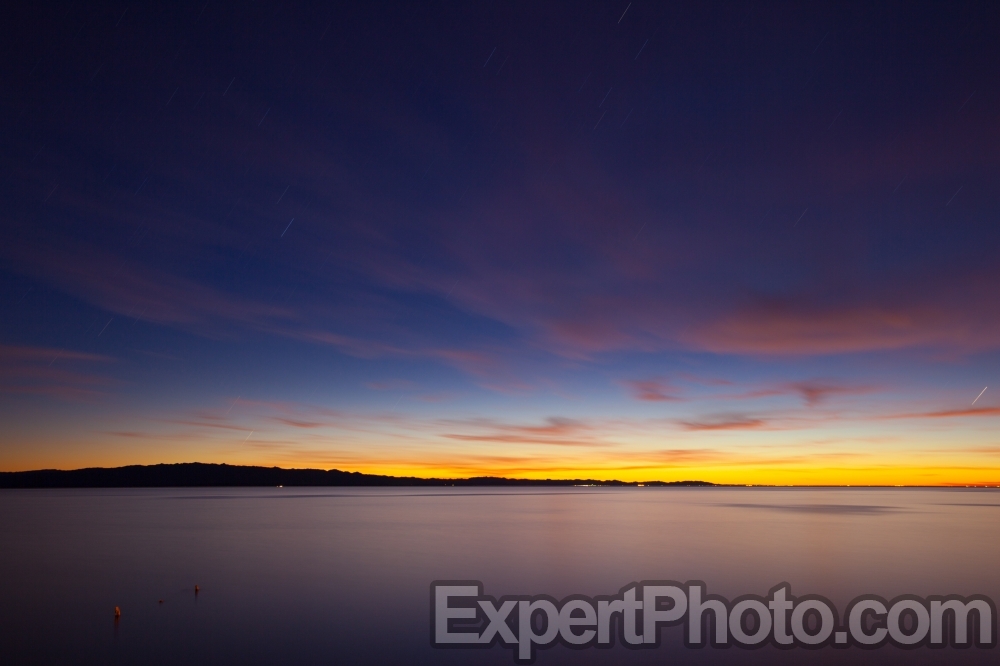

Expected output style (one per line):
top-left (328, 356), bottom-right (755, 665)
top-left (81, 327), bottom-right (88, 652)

top-left (889, 406), bottom-right (1000, 419)
top-left (271, 417), bottom-right (328, 429)
top-left (678, 414), bottom-right (767, 431)
top-left (294, 329), bottom-right (523, 388)
top-left (790, 381), bottom-right (875, 406)
top-left (731, 380), bottom-right (877, 406)
top-left (0, 345), bottom-right (114, 400)
top-left (622, 378), bottom-right (682, 402)
top-left (440, 417), bottom-right (608, 447)
top-left (7, 244), bottom-right (297, 339)
top-left (682, 301), bottom-right (993, 356)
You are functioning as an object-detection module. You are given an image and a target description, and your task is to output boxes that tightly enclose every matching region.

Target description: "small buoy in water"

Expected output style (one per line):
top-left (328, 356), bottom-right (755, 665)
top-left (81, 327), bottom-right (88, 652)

top-left (194, 585), bottom-right (200, 593)
top-left (114, 606), bottom-right (121, 618)
top-left (158, 599), bottom-right (164, 604)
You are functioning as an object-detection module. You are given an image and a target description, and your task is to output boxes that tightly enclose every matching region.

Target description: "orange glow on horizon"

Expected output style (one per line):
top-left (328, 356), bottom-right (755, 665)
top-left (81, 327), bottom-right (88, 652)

top-left (5, 400), bottom-right (1000, 487)
top-left (5, 447), bottom-right (999, 487)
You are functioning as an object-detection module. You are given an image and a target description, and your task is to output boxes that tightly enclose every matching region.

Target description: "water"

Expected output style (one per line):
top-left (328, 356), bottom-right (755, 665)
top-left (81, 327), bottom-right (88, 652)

top-left (1, 487), bottom-right (997, 665)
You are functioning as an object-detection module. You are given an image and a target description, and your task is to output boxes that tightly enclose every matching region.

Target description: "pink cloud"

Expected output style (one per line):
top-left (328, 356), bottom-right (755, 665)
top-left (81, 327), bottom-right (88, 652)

top-left (622, 378), bottom-right (682, 402)
top-left (731, 380), bottom-right (877, 406)
top-left (790, 381), bottom-right (875, 406)
top-left (680, 303), bottom-right (968, 355)
top-left (271, 417), bottom-right (327, 429)
top-left (889, 406), bottom-right (1000, 420)
top-left (678, 415), bottom-right (767, 431)
top-left (440, 417), bottom-right (608, 447)
top-left (0, 345), bottom-right (114, 400)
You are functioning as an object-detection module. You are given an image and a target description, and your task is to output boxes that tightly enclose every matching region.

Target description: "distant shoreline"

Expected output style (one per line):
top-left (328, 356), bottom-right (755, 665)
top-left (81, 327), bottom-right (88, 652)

top-left (0, 462), bottom-right (716, 488)
top-left (0, 463), bottom-right (997, 488)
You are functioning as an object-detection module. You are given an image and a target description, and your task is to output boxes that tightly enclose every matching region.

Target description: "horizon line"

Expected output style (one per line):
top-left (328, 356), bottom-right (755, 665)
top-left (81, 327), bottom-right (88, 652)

top-left (1, 462), bottom-right (999, 488)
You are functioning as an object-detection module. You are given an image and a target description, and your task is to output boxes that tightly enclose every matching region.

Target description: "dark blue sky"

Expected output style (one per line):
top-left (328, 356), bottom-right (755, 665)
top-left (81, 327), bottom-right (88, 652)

top-left (2, 1), bottom-right (1000, 482)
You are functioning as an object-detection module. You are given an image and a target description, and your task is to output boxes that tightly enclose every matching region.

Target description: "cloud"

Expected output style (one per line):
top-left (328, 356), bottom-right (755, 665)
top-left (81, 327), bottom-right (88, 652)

top-left (676, 373), bottom-right (735, 387)
top-left (294, 329), bottom-right (524, 388)
top-left (622, 374), bottom-right (872, 414)
top-left (292, 331), bottom-right (406, 359)
top-left (440, 417), bottom-right (609, 447)
top-left (790, 382), bottom-right (875, 406)
top-left (647, 448), bottom-right (727, 464)
top-left (0, 346), bottom-right (110, 364)
top-left (681, 301), bottom-right (993, 356)
top-left (960, 447), bottom-right (1000, 455)
top-left (732, 380), bottom-right (877, 406)
top-left (0, 345), bottom-right (114, 400)
top-left (622, 379), bottom-right (682, 402)
top-left (6, 244), bottom-right (297, 339)
top-left (166, 419), bottom-right (252, 432)
top-left (441, 433), bottom-right (608, 447)
top-left (271, 418), bottom-right (327, 429)
top-left (105, 430), bottom-right (192, 441)
top-left (890, 406), bottom-right (1000, 420)
top-left (678, 414), bottom-right (767, 431)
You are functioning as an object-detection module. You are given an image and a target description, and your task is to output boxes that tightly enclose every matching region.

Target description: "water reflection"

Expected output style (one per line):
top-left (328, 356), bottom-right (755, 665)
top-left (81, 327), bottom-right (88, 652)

top-left (0, 487), bottom-right (997, 664)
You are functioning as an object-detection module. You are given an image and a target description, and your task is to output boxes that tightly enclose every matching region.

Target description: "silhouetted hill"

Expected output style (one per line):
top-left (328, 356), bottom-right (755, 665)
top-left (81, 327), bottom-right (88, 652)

top-left (0, 463), bottom-right (717, 488)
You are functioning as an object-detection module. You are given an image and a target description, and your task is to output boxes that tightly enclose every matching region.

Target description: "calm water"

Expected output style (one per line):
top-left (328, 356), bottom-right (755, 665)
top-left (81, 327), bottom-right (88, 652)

top-left (1, 487), bottom-right (998, 665)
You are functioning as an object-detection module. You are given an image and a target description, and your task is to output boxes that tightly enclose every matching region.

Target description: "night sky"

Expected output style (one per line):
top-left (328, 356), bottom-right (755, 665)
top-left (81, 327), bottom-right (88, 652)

top-left (2, 1), bottom-right (999, 483)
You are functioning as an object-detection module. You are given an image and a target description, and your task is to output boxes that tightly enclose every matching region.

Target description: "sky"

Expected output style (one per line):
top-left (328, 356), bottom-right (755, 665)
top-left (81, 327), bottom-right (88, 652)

top-left (2, 1), bottom-right (999, 484)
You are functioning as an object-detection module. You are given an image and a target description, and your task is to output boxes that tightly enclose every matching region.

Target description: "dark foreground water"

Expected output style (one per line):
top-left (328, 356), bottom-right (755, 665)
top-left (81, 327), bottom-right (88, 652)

top-left (1, 487), bottom-right (998, 665)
